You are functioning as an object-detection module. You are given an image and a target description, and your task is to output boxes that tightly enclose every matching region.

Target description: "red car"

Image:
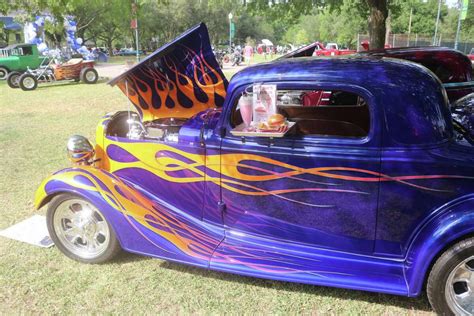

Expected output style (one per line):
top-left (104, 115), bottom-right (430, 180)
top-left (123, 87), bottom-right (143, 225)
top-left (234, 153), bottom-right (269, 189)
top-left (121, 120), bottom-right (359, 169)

top-left (281, 42), bottom-right (355, 58)
top-left (312, 42), bottom-right (355, 56)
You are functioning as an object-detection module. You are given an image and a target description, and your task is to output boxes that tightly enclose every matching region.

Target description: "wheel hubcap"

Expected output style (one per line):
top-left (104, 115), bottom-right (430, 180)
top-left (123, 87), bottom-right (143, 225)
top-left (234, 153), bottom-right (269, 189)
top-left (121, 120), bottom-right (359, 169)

top-left (0, 69), bottom-right (7, 79)
top-left (446, 256), bottom-right (474, 315)
top-left (85, 71), bottom-right (96, 81)
top-left (23, 77), bottom-right (35, 89)
top-left (53, 199), bottom-right (110, 259)
top-left (12, 75), bottom-right (20, 85)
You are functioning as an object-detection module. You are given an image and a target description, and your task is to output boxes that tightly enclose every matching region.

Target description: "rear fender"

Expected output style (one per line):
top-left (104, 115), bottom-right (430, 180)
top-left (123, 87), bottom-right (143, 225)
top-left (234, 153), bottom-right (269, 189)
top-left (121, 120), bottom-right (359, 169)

top-left (404, 195), bottom-right (474, 296)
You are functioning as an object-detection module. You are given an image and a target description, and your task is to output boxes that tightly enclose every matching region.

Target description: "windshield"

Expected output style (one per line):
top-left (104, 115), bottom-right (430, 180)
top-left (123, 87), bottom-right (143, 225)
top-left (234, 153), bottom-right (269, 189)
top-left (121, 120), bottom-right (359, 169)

top-left (451, 93), bottom-right (474, 145)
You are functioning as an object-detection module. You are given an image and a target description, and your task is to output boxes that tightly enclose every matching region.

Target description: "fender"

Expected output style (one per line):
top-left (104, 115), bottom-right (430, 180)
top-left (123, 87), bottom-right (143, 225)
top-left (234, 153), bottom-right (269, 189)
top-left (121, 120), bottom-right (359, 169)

top-left (35, 166), bottom-right (160, 254)
top-left (35, 166), bottom-right (223, 267)
top-left (404, 194), bottom-right (474, 296)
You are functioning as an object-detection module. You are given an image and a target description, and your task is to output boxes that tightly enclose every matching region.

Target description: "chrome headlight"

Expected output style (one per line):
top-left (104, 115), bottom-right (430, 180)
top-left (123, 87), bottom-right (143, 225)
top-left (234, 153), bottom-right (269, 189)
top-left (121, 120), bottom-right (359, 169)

top-left (67, 135), bottom-right (94, 165)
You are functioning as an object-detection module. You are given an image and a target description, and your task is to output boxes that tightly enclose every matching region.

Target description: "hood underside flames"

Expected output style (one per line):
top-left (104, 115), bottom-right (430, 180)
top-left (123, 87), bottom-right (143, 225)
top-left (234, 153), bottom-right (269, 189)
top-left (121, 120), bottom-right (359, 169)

top-left (109, 23), bottom-right (228, 121)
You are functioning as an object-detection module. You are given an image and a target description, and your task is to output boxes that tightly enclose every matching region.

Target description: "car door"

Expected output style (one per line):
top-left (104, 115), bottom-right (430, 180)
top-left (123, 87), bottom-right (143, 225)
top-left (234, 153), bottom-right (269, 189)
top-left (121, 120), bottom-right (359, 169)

top-left (17, 45), bottom-right (38, 68)
top-left (217, 82), bottom-right (381, 254)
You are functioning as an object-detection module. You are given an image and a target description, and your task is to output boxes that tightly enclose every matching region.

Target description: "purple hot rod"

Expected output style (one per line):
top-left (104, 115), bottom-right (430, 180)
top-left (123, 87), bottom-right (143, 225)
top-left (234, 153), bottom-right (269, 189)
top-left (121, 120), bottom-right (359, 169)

top-left (35, 24), bottom-right (474, 315)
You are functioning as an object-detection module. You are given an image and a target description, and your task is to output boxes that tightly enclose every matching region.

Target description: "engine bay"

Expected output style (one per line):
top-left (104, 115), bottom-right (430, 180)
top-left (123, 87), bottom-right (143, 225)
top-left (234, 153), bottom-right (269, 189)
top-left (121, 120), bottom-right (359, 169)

top-left (105, 111), bottom-right (188, 142)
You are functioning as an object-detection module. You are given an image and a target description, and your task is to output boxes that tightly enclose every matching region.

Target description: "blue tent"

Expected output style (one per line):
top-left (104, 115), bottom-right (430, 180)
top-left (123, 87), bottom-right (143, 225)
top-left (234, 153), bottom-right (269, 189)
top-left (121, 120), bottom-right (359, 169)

top-left (0, 17), bottom-right (22, 31)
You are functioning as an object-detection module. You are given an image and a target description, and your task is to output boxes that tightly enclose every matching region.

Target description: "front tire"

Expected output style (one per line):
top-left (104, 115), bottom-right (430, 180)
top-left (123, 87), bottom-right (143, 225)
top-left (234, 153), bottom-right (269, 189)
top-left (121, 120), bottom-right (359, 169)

top-left (47, 193), bottom-right (121, 264)
top-left (7, 71), bottom-right (21, 88)
top-left (427, 237), bottom-right (474, 315)
top-left (18, 73), bottom-right (38, 91)
top-left (80, 67), bottom-right (98, 84)
top-left (0, 66), bottom-right (8, 80)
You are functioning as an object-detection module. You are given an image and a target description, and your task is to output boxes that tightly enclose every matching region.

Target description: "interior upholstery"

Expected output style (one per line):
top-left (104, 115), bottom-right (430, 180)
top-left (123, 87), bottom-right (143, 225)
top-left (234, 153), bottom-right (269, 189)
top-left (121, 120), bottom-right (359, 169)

top-left (280, 105), bottom-right (370, 137)
top-left (231, 90), bottom-right (370, 138)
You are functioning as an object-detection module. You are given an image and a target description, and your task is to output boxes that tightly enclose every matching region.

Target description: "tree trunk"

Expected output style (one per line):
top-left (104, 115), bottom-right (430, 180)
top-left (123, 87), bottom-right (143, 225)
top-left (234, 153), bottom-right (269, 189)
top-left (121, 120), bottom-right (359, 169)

top-left (385, 10), bottom-right (391, 47)
top-left (107, 39), bottom-right (113, 56)
top-left (366, 0), bottom-right (388, 50)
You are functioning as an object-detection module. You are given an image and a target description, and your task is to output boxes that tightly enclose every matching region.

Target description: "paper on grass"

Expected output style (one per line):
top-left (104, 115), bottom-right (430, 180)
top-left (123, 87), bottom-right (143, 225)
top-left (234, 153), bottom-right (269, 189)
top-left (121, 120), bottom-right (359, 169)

top-left (0, 215), bottom-right (54, 248)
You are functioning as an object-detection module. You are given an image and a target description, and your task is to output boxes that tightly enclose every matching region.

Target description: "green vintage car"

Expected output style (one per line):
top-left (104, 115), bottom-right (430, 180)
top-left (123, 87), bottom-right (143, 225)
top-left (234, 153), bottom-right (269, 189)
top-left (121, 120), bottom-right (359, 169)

top-left (0, 44), bottom-right (47, 80)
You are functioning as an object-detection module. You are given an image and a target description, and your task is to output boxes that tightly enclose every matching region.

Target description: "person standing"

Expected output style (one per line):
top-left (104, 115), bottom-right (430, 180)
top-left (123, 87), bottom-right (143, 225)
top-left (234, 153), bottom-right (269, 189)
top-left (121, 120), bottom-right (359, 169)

top-left (244, 44), bottom-right (254, 66)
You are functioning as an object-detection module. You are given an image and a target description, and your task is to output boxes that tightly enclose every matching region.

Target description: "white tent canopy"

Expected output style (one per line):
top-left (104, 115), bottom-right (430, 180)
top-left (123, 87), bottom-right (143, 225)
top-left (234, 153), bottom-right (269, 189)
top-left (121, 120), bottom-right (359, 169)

top-left (261, 39), bottom-right (273, 46)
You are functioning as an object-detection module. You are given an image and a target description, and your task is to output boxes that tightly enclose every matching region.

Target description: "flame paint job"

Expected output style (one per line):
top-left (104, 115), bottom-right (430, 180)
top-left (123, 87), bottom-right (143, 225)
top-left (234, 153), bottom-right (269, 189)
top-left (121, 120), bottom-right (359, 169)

top-left (35, 132), bottom-right (474, 296)
top-left (36, 24), bottom-right (474, 299)
top-left (108, 23), bottom-right (228, 121)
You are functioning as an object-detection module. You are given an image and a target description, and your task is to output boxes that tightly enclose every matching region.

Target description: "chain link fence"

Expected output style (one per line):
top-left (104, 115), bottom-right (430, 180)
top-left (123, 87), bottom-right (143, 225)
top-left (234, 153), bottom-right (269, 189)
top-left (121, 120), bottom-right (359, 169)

top-left (357, 33), bottom-right (473, 54)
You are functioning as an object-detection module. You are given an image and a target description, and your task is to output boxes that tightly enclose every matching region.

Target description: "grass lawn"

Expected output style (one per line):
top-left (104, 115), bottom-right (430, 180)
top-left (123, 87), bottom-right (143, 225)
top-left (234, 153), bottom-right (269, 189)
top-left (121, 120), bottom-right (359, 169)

top-left (106, 55), bottom-right (146, 65)
top-left (0, 76), bottom-right (432, 314)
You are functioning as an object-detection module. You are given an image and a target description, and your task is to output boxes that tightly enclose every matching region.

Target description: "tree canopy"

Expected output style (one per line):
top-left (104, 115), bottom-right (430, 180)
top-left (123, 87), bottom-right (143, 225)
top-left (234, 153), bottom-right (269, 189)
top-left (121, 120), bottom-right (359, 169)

top-left (3, 0), bottom-right (472, 51)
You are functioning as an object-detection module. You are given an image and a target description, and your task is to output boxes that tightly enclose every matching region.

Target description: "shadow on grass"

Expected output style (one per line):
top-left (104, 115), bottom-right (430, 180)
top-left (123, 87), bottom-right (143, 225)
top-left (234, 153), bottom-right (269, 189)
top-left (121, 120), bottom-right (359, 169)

top-left (111, 252), bottom-right (432, 312)
top-left (160, 261), bottom-right (432, 312)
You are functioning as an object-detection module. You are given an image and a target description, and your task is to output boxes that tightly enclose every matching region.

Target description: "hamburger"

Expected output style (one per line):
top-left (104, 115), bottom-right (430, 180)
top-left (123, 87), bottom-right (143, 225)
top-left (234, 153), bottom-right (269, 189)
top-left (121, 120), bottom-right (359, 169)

top-left (267, 113), bottom-right (286, 128)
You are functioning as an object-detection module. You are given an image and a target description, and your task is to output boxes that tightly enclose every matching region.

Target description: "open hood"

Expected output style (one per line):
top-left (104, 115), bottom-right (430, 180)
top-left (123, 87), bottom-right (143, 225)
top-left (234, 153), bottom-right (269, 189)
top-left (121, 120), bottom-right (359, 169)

top-left (109, 23), bottom-right (228, 121)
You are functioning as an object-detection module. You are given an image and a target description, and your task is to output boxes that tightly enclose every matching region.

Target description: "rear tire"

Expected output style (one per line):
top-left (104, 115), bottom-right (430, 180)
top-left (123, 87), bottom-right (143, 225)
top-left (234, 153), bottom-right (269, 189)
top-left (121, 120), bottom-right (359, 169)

top-left (47, 193), bottom-right (121, 264)
top-left (427, 237), bottom-right (474, 315)
top-left (0, 66), bottom-right (8, 80)
top-left (80, 67), bottom-right (98, 84)
top-left (7, 71), bottom-right (21, 88)
top-left (19, 73), bottom-right (38, 91)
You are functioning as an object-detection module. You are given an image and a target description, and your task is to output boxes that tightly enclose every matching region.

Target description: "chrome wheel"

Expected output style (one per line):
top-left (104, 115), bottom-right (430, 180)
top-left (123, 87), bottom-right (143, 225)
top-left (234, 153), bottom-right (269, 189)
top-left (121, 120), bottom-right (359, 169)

top-left (53, 198), bottom-right (110, 259)
top-left (85, 70), bottom-right (97, 82)
top-left (0, 67), bottom-right (7, 80)
top-left (446, 256), bottom-right (474, 315)
top-left (11, 74), bottom-right (20, 85)
top-left (22, 77), bottom-right (35, 89)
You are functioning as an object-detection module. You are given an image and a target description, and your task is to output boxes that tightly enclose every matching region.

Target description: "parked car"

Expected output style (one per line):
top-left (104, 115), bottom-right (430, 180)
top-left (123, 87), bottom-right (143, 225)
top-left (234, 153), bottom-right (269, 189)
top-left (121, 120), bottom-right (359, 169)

top-left (9, 58), bottom-right (98, 91)
top-left (280, 41), bottom-right (355, 58)
top-left (0, 43), bottom-right (48, 80)
top-left (312, 42), bottom-right (356, 56)
top-left (359, 47), bottom-right (474, 103)
top-left (114, 48), bottom-right (144, 56)
top-left (284, 44), bottom-right (474, 103)
top-left (35, 23), bottom-right (474, 315)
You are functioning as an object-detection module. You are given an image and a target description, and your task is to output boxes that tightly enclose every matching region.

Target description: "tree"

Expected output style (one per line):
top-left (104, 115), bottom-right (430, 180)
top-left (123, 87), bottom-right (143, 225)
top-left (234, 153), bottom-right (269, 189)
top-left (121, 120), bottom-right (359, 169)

top-left (391, 0), bottom-right (448, 35)
top-left (0, 21), bottom-right (9, 45)
top-left (84, 0), bottom-right (129, 54)
top-left (366, 0), bottom-right (388, 49)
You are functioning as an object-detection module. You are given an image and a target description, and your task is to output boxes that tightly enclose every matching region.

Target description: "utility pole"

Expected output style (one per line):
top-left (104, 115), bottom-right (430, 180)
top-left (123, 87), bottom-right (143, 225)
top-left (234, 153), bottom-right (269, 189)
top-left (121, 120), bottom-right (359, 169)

top-left (455, 0), bottom-right (462, 50)
top-left (455, 0), bottom-right (469, 50)
top-left (228, 12), bottom-right (233, 51)
top-left (433, 0), bottom-right (441, 46)
top-left (407, 7), bottom-right (413, 47)
top-left (131, 0), bottom-right (140, 62)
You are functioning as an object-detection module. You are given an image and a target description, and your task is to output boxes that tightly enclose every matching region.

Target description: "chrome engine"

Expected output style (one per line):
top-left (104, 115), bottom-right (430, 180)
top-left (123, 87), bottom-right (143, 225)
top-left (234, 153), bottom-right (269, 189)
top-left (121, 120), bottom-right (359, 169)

top-left (106, 111), bottom-right (187, 143)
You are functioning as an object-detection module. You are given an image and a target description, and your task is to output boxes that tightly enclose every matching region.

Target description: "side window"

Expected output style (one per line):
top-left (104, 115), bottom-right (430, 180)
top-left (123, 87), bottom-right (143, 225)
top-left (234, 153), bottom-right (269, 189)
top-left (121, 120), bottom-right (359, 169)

top-left (231, 88), bottom-right (370, 138)
top-left (20, 46), bottom-right (33, 55)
